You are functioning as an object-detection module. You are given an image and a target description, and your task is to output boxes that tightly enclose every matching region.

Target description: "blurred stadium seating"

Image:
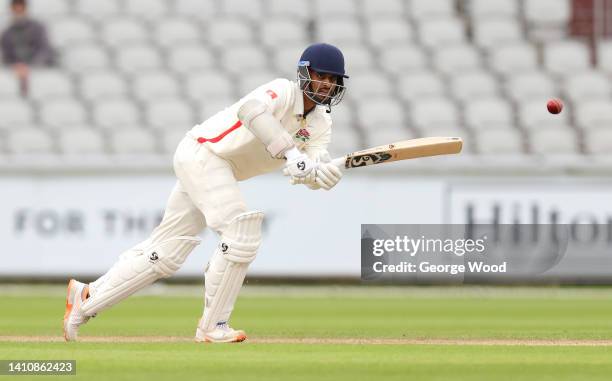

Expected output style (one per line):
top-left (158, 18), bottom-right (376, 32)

top-left (0, 0), bottom-right (609, 164)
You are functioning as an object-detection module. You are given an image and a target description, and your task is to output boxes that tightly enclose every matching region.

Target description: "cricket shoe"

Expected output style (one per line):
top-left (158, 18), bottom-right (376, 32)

top-left (63, 279), bottom-right (91, 342)
top-left (195, 321), bottom-right (247, 343)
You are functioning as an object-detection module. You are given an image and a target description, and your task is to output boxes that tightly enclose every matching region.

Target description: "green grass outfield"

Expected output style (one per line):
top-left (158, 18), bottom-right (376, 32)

top-left (1, 285), bottom-right (612, 380)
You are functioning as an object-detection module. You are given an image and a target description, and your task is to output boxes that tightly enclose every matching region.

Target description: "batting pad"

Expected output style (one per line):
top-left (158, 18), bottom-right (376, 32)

top-left (80, 236), bottom-right (201, 316)
top-left (199, 211), bottom-right (264, 332)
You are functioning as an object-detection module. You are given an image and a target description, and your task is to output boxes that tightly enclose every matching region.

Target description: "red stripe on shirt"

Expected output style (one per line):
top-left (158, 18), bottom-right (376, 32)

top-left (196, 121), bottom-right (243, 144)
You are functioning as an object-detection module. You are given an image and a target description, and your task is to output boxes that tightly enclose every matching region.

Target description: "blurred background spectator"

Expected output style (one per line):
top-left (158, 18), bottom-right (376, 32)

top-left (1, 0), bottom-right (55, 96)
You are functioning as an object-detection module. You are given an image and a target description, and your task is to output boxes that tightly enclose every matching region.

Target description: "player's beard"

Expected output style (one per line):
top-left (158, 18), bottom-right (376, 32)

top-left (309, 82), bottom-right (334, 105)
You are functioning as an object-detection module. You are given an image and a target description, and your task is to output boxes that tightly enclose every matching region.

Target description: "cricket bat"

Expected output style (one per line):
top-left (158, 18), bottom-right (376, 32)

top-left (331, 137), bottom-right (463, 170)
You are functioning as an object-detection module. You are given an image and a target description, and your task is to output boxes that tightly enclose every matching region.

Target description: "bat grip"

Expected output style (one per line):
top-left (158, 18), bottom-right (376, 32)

top-left (330, 156), bottom-right (346, 169)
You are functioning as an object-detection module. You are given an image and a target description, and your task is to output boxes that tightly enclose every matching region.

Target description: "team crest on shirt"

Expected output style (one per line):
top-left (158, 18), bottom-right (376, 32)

top-left (294, 128), bottom-right (310, 142)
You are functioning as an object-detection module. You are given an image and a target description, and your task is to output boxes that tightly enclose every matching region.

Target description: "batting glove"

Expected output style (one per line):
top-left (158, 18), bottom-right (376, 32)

top-left (314, 161), bottom-right (342, 190)
top-left (283, 147), bottom-right (317, 185)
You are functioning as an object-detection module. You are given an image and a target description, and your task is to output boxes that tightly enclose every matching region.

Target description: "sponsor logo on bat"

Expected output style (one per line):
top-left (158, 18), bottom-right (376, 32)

top-left (345, 152), bottom-right (392, 168)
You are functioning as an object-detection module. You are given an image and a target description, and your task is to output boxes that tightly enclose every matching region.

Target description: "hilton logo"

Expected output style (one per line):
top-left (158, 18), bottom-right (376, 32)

top-left (465, 203), bottom-right (612, 244)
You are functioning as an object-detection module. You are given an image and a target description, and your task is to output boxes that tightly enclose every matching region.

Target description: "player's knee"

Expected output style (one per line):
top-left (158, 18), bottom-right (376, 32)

top-left (206, 204), bottom-right (248, 233)
top-left (219, 211), bottom-right (264, 264)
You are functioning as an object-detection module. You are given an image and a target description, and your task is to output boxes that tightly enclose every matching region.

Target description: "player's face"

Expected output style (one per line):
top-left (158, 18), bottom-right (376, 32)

top-left (308, 69), bottom-right (338, 103)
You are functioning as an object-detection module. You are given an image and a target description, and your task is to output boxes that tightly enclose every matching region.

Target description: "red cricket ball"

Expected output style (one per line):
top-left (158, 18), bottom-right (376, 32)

top-left (547, 98), bottom-right (563, 114)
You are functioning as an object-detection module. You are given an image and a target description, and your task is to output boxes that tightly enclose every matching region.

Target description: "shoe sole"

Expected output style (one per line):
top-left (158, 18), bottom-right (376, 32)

top-left (200, 333), bottom-right (247, 343)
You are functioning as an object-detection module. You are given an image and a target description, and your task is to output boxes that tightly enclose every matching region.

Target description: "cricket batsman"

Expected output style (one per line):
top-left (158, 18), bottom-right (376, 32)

top-left (63, 43), bottom-right (348, 343)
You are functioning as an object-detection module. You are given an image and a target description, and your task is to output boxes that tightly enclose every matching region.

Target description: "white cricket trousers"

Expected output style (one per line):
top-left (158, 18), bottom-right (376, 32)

top-left (88, 134), bottom-right (247, 294)
top-left (169, 133), bottom-right (247, 235)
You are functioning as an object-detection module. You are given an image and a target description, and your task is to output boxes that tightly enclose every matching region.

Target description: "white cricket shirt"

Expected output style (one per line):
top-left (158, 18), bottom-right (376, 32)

top-left (188, 79), bottom-right (332, 181)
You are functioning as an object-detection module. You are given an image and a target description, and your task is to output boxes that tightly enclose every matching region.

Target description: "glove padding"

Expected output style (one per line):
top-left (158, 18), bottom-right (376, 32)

top-left (284, 150), bottom-right (317, 185)
top-left (313, 161), bottom-right (342, 190)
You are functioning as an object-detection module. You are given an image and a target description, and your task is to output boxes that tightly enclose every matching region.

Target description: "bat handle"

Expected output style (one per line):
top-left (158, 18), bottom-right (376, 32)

top-left (330, 156), bottom-right (346, 170)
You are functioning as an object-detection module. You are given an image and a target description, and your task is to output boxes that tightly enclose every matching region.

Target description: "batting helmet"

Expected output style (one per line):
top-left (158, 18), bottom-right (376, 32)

top-left (297, 43), bottom-right (348, 108)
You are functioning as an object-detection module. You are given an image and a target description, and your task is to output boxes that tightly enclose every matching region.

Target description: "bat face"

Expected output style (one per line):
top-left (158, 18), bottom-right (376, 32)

top-left (342, 137), bottom-right (463, 169)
